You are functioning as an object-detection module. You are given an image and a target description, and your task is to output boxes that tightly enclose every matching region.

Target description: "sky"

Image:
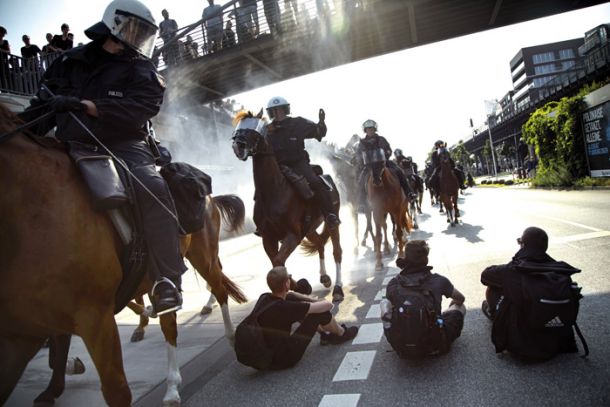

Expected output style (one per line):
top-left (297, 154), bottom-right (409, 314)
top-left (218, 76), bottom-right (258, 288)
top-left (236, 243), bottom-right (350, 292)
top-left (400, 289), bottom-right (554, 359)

top-left (2, 1), bottom-right (610, 165)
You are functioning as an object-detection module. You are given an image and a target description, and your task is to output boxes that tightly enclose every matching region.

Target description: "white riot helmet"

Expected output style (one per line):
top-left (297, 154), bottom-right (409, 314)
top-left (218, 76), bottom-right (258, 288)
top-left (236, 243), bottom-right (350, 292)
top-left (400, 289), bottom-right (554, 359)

top-left (362, 119), bottom-right (377, 131)
top-left (266, 96), bottom-right (290, 118)
top-left (85, 0), bottom-right (158, 59)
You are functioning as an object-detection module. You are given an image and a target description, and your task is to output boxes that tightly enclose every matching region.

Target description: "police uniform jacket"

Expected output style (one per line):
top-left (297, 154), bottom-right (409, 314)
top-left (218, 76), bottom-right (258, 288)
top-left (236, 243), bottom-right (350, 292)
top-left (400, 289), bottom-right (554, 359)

top-left (35, 41), bottom-right (165, 145)
top-left (267, 116), bottom-right (326, 165)
top-left (357, 133), bottom-right (392, 161)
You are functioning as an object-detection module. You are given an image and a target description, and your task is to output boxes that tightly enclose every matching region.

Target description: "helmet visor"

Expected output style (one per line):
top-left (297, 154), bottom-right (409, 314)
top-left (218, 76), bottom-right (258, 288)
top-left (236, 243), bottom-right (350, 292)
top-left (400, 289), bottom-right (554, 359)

top-left (233, 117), bottom-right (267, 137)
top-left (114, 12), bottom-right (158, 58)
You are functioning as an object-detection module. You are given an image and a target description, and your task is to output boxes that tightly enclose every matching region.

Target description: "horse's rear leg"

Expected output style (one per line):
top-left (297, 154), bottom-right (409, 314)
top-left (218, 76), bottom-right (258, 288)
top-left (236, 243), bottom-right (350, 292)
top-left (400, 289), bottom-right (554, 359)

top-left (382, 220), bottom-right (391, 255)
top-left (201, 290), bottom-right (217, 315)
top-left (329, 227), bottom-right (344, 302)
top-left (34, 334), bottom-right (71, 404)
top-left (127, 296), bottom-right (150, 343)
top-left (80, 312), bottom-right (131, 406)
top-left (160, 313), bottom-right (181, 407)
top-left (0, 334), bottom-right (45, 405)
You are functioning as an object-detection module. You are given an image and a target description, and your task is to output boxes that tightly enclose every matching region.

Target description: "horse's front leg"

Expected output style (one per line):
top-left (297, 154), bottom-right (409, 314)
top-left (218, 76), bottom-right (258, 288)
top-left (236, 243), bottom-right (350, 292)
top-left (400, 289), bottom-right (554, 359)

top-left (382, 217), bottom-right (391, 255)
top-left (352, 207), bottom-right (359, 254)
top-left (160, 313), bottom-right (181, 407)
top-left (329, 226), bottom-right (344, 302)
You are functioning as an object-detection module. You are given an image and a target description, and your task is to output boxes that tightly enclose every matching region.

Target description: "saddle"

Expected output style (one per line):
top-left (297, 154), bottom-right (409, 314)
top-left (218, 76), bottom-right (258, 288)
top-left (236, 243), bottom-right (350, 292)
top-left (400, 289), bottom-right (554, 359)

top-left (66, 141), bottom-right (211, 313)
top-left (278, 163), bottom-right (338, 206)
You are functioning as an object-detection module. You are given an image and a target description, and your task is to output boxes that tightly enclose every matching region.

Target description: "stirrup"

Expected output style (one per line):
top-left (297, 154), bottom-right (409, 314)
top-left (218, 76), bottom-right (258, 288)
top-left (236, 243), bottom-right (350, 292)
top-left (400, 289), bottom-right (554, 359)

top-left (150, 277), bottom-right (182, 316)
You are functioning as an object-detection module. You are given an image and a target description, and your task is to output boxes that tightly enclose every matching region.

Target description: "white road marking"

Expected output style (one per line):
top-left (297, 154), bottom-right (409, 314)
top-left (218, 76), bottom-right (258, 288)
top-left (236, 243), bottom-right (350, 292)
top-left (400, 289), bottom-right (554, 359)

top-left (319, 394), bottom-right (361, 407)
top-left (365, 303), bottom-right (380, 319)
top-left (540, 215), bottom-right (603, 232)
top-left (374, 290), bottom-right (384, 301)
top-left (382, 276), bottom-right (392, 286)
top-left (332, 351), bottom-right (377, 382)
top-left (553, 231), bottom-right (610, 244)
top-left (351, 323), bottom-right (384, 345)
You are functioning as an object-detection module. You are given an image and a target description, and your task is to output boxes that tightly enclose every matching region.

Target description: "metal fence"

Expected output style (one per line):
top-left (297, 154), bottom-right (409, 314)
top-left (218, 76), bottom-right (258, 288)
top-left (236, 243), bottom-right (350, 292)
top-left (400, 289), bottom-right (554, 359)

top-left (0, 52), bottom-right (61, 96)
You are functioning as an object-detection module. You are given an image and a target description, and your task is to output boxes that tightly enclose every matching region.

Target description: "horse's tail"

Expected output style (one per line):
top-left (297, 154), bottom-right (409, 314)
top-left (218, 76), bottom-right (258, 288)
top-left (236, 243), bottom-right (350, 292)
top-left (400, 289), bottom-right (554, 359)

top-left (221, 271), bottom-right (248, 304)
top-left (212, 194), bottom-right (245, 233)
top-left (300, 227), bottom-right (331, 256)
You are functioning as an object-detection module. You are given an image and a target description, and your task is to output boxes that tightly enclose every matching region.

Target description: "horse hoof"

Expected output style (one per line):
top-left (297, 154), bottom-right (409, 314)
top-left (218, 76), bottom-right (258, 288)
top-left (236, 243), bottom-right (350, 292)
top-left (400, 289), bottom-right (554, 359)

top-left (413, 224), bottom-right (419, 230)
top-left (162, 399), bottom-right (181, 407)
top-left (320, 274), bottom-right (332, 288)
top-left (200, 305), bottom-right (214, 315)
top-left (332, 286), bottom-right (344, 302)
top-left (130, 329), bottom-right (145, 343)
top-left (34, 391), bottom-right (56, 406)
top-left (447, 218), bottom-right (450, 223)
top-left (361, 240), bottom-right (367, 247)
top-left (375, 263), bottom-right (383, 271)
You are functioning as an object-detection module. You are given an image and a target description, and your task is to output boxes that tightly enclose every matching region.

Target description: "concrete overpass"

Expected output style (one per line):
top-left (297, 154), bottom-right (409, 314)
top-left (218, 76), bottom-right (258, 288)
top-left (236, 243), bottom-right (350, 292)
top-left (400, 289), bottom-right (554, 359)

top-left (159, 0), bottom-right (608, 105)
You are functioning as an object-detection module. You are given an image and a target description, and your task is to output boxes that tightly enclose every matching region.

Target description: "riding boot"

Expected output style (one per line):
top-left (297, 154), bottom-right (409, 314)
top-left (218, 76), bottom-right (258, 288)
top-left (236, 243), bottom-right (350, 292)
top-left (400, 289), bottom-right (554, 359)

top-left (151, 277), bottom-right (183, 315)
top-left (397, 171), bottom-right (417, 200)
top-left (318, 189), bottom-right (340, 229)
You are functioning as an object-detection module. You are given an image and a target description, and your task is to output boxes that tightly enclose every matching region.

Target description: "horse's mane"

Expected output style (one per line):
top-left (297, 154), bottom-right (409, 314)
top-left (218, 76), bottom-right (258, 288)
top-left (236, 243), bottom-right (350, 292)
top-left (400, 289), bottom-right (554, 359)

top-left (0, 103), bottom-right (21, 133)
top-left (232, 109), bottom-right (268, 127)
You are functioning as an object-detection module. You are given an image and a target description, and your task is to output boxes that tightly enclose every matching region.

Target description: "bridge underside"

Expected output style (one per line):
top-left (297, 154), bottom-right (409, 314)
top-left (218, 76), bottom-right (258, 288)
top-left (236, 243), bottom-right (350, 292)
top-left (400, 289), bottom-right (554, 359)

top-left (164, 0), bottom-right (606, 105)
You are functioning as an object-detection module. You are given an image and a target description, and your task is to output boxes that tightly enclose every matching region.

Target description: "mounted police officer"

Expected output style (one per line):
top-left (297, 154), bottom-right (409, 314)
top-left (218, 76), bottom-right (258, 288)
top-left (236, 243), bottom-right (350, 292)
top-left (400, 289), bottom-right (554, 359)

top-left (22, 0), bottom-right (185, 315)
top-left (265, 96), bottom-right (340, 228)
top-left (394, 149), bottom-right (424, 194)
top-left (356, 120), bottom-right (416, 209)
top-left (430, 140), bottom-right (466, 191)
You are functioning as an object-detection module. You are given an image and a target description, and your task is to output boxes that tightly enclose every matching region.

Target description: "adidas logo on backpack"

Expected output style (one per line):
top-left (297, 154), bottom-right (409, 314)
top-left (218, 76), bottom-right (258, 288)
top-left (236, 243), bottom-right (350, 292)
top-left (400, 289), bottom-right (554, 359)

top-left (544, 316), bottom-right (564, 328)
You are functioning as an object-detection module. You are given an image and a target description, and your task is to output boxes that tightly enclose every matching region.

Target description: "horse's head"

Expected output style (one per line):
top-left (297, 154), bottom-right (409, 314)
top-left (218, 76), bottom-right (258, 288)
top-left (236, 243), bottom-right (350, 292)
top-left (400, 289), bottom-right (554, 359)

top-left (438, 147), bottom-right (451, 165)
top-left (231, 110), bottom-right (268, 161)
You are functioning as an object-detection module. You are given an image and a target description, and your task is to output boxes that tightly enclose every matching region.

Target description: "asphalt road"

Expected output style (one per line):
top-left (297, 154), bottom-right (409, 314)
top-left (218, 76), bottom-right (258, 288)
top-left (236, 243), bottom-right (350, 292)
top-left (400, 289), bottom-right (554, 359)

top-left (184, 186), bottom-right (610, 407)
top-left (8, 186), bottom-right (610, 407)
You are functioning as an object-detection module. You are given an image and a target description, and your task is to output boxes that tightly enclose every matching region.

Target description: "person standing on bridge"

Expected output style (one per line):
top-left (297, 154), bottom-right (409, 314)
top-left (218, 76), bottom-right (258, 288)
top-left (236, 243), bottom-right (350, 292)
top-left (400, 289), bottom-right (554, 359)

top-left (265, 96), bottom-right (341, 229)
top-left (21, 0), bottom-right (186, 315)
top-left (159, 9), bottom-right (179, 66)
top-left (203, 0), bottom-right (223, 52)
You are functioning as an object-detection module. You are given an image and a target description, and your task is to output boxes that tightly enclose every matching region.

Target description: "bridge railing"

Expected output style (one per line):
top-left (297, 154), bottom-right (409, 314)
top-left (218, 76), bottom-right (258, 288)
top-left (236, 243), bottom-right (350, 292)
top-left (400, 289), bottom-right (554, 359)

top-left (0, 52), bottom-right (62, 96)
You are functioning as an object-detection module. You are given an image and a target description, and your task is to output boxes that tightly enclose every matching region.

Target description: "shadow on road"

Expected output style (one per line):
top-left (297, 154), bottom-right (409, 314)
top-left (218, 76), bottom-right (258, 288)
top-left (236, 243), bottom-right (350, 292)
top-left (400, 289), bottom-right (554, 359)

top-left (441, 222), bottom-right (484, 243)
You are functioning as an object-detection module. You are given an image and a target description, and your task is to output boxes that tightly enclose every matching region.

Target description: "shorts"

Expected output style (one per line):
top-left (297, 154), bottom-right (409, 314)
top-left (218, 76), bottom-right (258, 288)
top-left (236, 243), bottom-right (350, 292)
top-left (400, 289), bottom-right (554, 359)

top-left (442, 309), bottom-right (464, 345)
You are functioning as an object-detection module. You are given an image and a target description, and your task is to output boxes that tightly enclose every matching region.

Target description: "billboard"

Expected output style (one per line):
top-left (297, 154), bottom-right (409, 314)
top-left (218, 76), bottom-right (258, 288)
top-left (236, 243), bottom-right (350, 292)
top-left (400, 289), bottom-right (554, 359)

top-left (582, 101), bottom-right (610, 177)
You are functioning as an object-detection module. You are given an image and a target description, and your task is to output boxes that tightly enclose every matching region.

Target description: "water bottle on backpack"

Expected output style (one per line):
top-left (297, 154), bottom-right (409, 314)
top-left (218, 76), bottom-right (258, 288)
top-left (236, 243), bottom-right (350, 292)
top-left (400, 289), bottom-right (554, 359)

top-left (380, 299), bottom-right (393, 329)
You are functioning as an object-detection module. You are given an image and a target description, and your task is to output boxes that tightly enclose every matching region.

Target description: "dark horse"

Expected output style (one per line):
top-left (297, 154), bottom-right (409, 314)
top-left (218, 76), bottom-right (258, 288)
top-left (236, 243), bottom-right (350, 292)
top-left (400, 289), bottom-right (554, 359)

top-left (232, 111), bottom-right (344, 301)
top-left (438, 148), bottom-right (460, 226)
top-left (0, 104), bottom-right (246, 406)
top-left (365, 149), bottom-right (412, 271)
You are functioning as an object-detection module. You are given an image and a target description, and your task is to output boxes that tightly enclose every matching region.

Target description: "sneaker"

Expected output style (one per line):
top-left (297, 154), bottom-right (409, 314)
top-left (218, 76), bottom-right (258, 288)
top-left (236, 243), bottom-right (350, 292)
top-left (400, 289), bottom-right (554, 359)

top-left (482, 300), bottom-right (493, 321)
top-left (320, 324), bottom-right (359, 345)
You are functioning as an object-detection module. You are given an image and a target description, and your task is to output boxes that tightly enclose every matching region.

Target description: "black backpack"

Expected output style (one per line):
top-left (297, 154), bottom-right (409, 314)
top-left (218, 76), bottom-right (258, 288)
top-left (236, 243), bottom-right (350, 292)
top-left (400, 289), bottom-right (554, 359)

top-left (385, 274), bottom-right (445, 358)
top-left (492, 260), bottom-right (589, 360)
top-left (234, 294), bottom-right (279, 370)
top-left (159, 162), bottom-right (212, 234)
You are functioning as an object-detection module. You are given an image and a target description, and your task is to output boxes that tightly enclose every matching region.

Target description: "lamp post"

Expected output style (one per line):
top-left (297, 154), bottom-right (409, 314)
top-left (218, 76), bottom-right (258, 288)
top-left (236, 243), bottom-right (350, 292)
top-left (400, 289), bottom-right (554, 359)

top-left (486, 116), bottom-right (498, 177)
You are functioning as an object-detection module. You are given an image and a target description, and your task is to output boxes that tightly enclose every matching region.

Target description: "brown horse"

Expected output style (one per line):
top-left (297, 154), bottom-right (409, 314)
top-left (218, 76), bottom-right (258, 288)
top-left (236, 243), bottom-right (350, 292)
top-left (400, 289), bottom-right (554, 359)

top-left (365, 151), bottom-right (412, 270)
top-left (438, 148), bottom-right (460, 226)
top-left (0, 104), bottom-right (246, 406)
top-left (231, 111), bottom-right (344, 301)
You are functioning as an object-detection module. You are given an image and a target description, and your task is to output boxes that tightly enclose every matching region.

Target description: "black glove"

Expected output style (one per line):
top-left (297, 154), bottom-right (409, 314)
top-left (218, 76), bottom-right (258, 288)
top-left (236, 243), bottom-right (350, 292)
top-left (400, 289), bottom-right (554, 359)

top-left (319, 108), bottom-right (325, 123)
top-left (49, 95), bottom-right (86, 113)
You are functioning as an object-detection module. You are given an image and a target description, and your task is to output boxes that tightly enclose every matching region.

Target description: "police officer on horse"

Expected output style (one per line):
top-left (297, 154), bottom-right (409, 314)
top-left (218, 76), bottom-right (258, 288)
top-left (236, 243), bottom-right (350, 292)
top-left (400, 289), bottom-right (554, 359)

top-left (21, 0), bottom-right (185, 315)
top-left (356, 119), bottom-right (416, 209)
top-left (430, 140), bottom-right (466, 191)
top-left (265, 96), bottom-right (340, 228)
top-left (394, 149), bottom-right (424, 194)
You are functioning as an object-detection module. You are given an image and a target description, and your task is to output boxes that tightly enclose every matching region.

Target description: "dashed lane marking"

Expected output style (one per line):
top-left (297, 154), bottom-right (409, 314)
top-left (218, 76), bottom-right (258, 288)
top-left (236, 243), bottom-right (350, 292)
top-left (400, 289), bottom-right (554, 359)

top-left (374, 290), bottom-right (383, 301)
top-left (319, 394), bottom-right (361, 407)
top-left (365, 303), bottom-right (380, 319)
top-left (382, 276), bottom-right (392, 286)
top-left (386, 268), bottom-right (399, 276)
top-left (332, 351), bottom-right (377, 382)
top-left (351, 323), bottom-right (383, 345)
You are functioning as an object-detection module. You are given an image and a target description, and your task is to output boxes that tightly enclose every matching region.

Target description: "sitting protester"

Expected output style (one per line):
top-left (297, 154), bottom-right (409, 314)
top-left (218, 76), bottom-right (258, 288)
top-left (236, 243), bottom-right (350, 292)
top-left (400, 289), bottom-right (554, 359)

top-left (481, 226), bottom-right (588, 360)
top-left (381, 240), bottom-right (465, 358)
top-left (235, 266), bottom-right (358, 370)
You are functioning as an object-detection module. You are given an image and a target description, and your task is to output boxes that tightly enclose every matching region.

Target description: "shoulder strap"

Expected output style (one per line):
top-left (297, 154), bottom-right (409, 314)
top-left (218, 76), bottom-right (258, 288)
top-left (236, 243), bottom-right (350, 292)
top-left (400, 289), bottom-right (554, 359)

top-left (574, 322), bottom-right (590, 358)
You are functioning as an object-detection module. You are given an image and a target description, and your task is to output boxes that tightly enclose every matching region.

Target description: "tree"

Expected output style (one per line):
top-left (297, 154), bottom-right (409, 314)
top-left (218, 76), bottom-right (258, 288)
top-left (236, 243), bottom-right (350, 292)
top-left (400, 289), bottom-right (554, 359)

top-left (482, 139), bottom-right (492, 175)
